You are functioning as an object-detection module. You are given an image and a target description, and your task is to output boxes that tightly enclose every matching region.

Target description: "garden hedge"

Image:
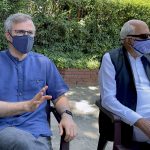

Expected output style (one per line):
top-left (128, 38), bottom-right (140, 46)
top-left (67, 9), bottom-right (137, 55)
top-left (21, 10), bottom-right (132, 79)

top-left (0, 0), bottom-right (150, 68)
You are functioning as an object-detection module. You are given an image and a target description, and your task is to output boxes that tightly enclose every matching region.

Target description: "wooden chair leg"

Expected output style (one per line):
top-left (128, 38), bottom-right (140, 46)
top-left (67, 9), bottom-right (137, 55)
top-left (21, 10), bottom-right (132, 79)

top-left (97, 135), bottom-right (107, 150)
top-left (60, 137), bottom-right (69, 150)
top-left (60, 130), bottom-right (69, 150)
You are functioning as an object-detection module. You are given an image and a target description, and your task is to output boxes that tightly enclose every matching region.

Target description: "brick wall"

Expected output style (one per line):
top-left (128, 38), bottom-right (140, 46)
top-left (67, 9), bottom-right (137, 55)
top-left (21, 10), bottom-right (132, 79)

top-left (59, 68), bottom-right (99, 86)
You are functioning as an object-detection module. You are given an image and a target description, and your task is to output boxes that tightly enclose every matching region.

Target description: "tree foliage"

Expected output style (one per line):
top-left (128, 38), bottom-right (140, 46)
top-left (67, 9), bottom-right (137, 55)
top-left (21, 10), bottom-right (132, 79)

top-left (0, 0), bottom-right (150, 68)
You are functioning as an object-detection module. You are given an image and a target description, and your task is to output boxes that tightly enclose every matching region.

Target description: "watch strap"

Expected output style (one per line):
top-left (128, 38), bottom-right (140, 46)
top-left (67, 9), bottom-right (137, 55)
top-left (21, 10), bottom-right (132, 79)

top-left (61, 110), bottom-right (73, 117)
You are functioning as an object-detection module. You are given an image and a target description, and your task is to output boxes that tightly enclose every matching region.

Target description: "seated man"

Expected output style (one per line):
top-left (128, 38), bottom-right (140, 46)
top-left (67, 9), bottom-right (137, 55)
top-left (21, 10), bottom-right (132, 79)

top-left (99, 19), bottom-right (150, 150)
top-left (0, 13), bottom-right (77, 150)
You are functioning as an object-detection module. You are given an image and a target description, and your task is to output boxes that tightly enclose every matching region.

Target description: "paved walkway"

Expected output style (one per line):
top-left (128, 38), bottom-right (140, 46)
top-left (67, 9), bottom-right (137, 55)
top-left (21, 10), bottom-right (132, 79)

top-left (51, 86), bottom-right (113, 150)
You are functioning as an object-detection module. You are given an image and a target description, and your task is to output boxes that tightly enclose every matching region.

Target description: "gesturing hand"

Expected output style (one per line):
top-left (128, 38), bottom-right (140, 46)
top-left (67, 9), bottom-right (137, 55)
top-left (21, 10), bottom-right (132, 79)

top-left (25, 86), bottom-right (52, 112)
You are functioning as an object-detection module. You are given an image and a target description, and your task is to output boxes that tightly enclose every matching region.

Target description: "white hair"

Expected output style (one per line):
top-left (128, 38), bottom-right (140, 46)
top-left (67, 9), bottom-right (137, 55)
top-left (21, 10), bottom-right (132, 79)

top-left (120, 21), bottom-right (135, 40)
top-left (4, 13), bottom-right (35, 32)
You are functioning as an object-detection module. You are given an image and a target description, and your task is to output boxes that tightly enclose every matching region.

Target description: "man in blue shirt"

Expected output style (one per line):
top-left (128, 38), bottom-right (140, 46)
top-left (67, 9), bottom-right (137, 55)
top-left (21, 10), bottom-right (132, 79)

top-left (0, 13), bottom-right (77, 150)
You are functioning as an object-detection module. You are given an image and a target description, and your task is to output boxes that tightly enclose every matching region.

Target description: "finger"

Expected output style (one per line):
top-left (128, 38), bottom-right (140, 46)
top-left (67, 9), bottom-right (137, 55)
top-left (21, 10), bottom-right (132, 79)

top-left (64, 127), bottom-right (70, 142)
top-left (34, 86), bottom-right (48, 101)
top-left (39, 95), bottom-right (52, 103)
top-left (58, 124), bottom-right (63, 136)
top-left (40, 86), bottom-right (48, 93)
top-left (67, 127), bottom-right (75, 141)
top-left (69, 127), bottom-right (75, 141)
top-left (66, 128), bottom-right (73, 141)
top-left (71, 126), bottom-right (77, 140)
top-left (43, 95), bottom-right (52, 100)
top-left (33, 91), bottom-right (43, 101)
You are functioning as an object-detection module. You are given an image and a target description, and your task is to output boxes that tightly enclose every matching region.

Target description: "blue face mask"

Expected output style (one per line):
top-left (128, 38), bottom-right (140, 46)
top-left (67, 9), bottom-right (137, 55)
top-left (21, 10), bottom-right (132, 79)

top-left (133, 39), bottom-right (150, 55)
top-left (10, 35), bottom-right (34, 54)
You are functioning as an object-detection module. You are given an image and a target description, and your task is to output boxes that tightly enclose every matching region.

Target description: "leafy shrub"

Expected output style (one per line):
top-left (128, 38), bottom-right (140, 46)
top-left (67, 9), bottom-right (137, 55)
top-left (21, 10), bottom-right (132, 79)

top-left (0, 0), bottom-right (150, 69)
top-left (35, 48), bottom-right (99, 69)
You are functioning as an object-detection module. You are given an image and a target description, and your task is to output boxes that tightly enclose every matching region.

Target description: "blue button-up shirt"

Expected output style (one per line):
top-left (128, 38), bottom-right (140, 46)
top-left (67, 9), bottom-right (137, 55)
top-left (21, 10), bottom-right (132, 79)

top-left (0, 50), bottom-right (69, 137)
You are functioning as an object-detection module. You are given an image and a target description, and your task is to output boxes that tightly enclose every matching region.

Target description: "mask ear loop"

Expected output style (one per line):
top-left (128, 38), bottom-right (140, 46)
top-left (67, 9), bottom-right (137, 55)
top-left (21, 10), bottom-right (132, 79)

top-left (131, 39), bottom-right (145, 56)
top-left (7, 32), bottom-right (14, 45)
top-left (133, 46), bottom-right (144, 54)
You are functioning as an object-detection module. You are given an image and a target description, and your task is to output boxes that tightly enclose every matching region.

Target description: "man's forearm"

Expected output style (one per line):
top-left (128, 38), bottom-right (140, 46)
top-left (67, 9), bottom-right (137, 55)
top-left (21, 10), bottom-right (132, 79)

top-left (54, 95), bottom-right (71, 115)
top-left (0, 101), bottom-right (28, 117)
top-left (55, 95), bottom-right (77, 142)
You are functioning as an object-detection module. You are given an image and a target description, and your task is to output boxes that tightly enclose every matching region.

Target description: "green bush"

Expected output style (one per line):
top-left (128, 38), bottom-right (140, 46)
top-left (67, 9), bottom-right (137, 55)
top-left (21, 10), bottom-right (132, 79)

top-left (0, 0), bottom-right (150, 69)
top-left (35, 48), bottom-right (99, 69)
top-left (32, 0), bottom-right (150, 63)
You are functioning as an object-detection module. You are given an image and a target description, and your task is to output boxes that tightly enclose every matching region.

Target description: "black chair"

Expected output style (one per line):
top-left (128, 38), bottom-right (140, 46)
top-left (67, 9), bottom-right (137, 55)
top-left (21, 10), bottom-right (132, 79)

top-left (46, 101), bottom-right (69, 150)
top-left (95, 99), bottom-right (131, 150)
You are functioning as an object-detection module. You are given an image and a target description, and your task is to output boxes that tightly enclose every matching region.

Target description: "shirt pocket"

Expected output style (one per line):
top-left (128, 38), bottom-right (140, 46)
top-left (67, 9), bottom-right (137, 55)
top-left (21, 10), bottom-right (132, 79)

top-left (24, 79), bottom-right (45, 93)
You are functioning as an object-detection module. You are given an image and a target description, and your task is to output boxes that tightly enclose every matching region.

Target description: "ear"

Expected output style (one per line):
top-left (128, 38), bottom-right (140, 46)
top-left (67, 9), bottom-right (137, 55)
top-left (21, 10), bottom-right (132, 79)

top-left (5, 32), bottom-right (12, 42)
top-left (125, 37), bottom-right (134, 46)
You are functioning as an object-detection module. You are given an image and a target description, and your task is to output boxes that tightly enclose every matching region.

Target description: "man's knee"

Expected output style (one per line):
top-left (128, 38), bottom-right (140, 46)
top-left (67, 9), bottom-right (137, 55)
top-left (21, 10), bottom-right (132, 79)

top-left (13, 138), bottom-right (31, 150)
top-left (0, 127), bottom-right (34, 150)
top-left (0, 127), bottom-right (51, 150)
top-left (0, 136), bottom-right (32, 150)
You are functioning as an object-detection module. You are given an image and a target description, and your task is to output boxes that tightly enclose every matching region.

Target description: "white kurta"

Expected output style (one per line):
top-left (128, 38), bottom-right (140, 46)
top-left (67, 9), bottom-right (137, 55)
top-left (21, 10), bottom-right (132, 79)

top-left (99, 52), bottom-right (150, 142)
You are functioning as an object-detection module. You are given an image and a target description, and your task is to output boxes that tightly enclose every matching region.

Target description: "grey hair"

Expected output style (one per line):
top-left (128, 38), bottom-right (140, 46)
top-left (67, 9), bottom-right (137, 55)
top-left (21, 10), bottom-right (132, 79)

top-left (4, 13), bottom-right (35, 32)
top-left (120, 21), bottom-right (135, 42)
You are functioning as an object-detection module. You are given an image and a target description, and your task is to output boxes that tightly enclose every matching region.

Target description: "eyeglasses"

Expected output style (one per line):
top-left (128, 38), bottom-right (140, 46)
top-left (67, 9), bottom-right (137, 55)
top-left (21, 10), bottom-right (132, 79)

top-left (13, 30), bottom-right (35, 37)
top-left (127, 34), bottom-right (150, 40)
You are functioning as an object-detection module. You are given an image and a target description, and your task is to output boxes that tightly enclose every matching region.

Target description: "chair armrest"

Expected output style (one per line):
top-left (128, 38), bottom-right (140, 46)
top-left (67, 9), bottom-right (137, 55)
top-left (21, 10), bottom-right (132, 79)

top-left (95, 99), bottom-right (121, 122)
top-left (50, 106), bottom-right (61, 123)
top-left (95, 99), bottom-right (122, 147)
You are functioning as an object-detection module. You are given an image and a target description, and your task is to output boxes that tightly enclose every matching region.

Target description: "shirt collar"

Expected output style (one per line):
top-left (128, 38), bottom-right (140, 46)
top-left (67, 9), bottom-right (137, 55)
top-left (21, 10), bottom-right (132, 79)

top-left (6, 49), bottom-right (29, 63)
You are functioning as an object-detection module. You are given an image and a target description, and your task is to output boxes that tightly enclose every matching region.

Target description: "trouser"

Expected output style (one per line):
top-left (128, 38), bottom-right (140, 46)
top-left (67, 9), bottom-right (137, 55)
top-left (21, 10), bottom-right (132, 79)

top-left (0, 127), bottom-right (52, 150)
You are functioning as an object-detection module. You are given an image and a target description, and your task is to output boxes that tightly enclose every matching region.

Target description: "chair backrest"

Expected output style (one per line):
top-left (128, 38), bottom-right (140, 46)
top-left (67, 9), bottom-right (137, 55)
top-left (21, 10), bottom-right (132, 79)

top-left (46, 101), bottom-right (69, 150)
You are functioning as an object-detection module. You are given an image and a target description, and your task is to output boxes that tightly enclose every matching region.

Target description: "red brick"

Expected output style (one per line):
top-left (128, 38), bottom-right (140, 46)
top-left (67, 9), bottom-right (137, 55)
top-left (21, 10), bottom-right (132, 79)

top-left (59, 68), bottom-right (99, 86)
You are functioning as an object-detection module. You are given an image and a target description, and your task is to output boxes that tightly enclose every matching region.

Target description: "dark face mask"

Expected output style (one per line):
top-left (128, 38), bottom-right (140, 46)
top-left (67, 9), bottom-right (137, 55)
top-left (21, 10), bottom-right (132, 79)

top-left (10, 35), bottom-right (34, 54)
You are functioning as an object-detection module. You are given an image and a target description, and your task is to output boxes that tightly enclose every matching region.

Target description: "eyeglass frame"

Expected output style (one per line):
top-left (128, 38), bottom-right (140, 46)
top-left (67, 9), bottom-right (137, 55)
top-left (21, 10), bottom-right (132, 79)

top-left (127, 34), bottom-right (150, 40)
top-left (10, 29), bottom-right (35, 37)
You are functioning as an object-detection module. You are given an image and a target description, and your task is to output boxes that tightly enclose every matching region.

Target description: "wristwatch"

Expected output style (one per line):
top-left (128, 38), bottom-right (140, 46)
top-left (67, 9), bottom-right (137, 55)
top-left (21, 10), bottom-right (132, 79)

top-left (61, 110), bottom-right (73, 117)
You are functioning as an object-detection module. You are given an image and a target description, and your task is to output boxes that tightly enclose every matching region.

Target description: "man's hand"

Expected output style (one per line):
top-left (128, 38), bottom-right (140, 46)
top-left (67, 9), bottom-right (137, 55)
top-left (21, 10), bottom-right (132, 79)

top-left (135, 118), bottom-right (150, 139)
top-left (25, 86), bottom-right (52, 112)
top-left (0, 86), bottom-right (52, 117)
top-left (54, 95), bottom-right (77, 142)
top-left (58, 113), bottom-right (77, 142)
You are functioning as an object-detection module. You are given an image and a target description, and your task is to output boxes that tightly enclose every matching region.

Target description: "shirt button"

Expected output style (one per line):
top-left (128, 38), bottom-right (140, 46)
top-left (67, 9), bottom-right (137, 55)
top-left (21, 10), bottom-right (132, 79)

top-left (18, 92), bottom-right (22, 96)
top-left (36, 80), bottom-right (40, 83)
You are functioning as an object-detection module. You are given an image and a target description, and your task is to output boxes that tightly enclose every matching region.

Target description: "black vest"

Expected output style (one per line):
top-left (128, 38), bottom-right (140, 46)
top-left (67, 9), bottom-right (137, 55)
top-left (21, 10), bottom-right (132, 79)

top-left (99, 46), bottom-right (150, 147)
top-left (110, 46), bottom-right (150, 109)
